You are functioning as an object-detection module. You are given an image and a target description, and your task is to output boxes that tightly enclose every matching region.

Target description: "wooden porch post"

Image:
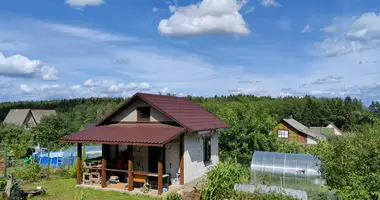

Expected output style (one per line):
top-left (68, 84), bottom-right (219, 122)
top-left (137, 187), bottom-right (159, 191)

top-left (128, 146), bottom-right (133, 191)
top-left (179, 133), bottom-right (184, 185)
top-left (158, 146), bottom-right (163, 195)
top-left (101, 144), bottom-right (108, 188)
top-left (76, 143), bottom-right (82, 185)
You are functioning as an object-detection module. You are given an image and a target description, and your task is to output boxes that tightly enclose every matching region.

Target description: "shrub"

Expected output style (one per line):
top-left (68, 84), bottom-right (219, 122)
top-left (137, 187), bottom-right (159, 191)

top-left (74, 189), bottom-right (89, 200)
top-left (52, 167), bottom-right (70, 179)
top-left (306, 188), bottom-right (343, 200)
top-left (69, 161), bottom-right (78, 178)
top-left (13, 162), bottom-right (41, 183)
top-left (164, 192), bottom-right (182, 200)
top-left (0, 178), bottom-right (6, 191)
top-left (201, 161), bottom-right (249, 200)
top-left (232, 191), bottom-right (296, 200)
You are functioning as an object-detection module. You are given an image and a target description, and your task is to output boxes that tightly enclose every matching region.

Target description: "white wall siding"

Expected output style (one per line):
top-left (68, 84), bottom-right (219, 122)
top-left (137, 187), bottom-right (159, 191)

top-left (306, 136), bottom-right (318, 144)
top-left (165, 138), bottom-right (180, 185)
top-left (110, 99), bottom-right (172, 122)
top-left (183, 132), bottom-right (219, 184)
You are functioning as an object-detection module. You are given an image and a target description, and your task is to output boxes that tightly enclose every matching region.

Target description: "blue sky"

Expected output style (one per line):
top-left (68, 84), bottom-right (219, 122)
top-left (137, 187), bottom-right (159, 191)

top-left (1, 0), bottom-right (380, 103)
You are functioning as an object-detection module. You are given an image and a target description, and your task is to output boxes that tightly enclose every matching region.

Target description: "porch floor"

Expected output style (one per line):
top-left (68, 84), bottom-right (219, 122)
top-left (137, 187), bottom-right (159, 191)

top-left (76, 183), bottom-right (182, 197)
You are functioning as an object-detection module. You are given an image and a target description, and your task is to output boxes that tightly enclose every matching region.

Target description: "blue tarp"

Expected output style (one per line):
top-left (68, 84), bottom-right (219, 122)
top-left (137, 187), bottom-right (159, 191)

top-left (33, 145), bottom-right (101, 168)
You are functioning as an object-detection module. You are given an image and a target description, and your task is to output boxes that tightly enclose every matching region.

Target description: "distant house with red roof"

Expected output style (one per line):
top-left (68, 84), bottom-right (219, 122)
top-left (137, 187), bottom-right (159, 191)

top-left (60, 92), bottom-right (229, 195)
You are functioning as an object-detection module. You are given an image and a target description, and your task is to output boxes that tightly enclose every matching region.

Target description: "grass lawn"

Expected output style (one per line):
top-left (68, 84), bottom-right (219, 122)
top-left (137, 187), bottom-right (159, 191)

top-left (15, 178), bottom-right (158, 200)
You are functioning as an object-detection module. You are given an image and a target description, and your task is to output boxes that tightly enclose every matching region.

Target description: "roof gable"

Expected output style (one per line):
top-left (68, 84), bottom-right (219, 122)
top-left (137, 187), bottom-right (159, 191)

top-left (30, 110), bottom-right (56, 123)
top-left (97, 93), bottom-right (229, 132)
top-left (3, 109), bottom-right (31, 125)
top-left (282, 119), bottom-right (325, 139)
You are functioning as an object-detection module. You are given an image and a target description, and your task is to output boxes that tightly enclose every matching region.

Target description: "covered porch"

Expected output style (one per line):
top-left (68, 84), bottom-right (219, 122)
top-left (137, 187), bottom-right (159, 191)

top-left (60, 123), bottom-right (185, 195)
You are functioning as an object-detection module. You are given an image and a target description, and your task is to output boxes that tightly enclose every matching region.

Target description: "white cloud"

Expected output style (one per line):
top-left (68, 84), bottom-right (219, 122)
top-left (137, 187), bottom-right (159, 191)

top-left (152, 7), bottom-right (160, 12)
top-left (84, 79), bottom-right (96, 87)
top-left (311, 75), bottom-right (343, 85)
top-left (314, 13), bottom-right (380, 57)
top-left (244, 6), bottom-right (255, 14)
top-left (41, 66), bottom-right (59, 81)
top-left (44, 23), bottom-right (134, 42)
top-left (0, 52), bottom-right (59, 80)
top-left (137, 82), bottom-right (151, 90)
top-left (260, 0), bottom-right (281, 7)
top-left (301, 24), bottom-right (313, 33)
top-left (322, 24), bottom-right (337, 33)
top-left (20, 84), bottom-right (33, 94)
top-left (346, 12), bottom-right (380, 41)
top-left (158, 0), bottom-right (250, 36)
top-left (65, 0), bottom-right (104, 8)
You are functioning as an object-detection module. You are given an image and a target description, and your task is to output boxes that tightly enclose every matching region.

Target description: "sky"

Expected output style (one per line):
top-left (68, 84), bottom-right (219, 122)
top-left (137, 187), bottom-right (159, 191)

top-left (0, 0), bottom-right (380, 104)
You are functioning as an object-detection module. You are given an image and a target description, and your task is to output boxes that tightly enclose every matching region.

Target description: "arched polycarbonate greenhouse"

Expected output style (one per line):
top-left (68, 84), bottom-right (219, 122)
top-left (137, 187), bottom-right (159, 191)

top-left (251, 151), bottom-right (325, 190)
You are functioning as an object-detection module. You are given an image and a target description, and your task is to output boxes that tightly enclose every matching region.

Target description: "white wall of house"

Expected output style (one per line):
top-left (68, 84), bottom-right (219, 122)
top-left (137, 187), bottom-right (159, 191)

top-left (165, 137), bottom-right (180, 185)
top-left (306, 136), bottom-right (318, 144)
top-left (133, 146), bottom-right (149, 172)
top-left (24, 112), bottom-right (36, 127)
top-left (110, 99), bottom-right (172, 123)
top-left (183, 131), bottom-right (219, 184)
top-left (326, 124), bottom-right (343, 135)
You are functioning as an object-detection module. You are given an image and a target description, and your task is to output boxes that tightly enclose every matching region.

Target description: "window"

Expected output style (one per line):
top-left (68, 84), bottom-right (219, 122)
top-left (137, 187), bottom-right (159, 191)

top-left (203, 137), bottom-right (211, 162)
top-left (137, 107), bottom-right (150, 122)
top-left (278, 130), bottom-right (289, 138)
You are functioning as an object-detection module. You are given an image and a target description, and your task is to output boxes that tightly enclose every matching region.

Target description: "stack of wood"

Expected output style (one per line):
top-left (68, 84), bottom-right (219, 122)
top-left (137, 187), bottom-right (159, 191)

top-left (0, 157), bottom-right (4, 175)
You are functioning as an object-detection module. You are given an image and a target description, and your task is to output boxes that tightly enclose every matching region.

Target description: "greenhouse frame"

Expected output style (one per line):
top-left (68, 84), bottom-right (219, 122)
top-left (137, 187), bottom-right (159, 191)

top-left (251, 151), bottom-right (325, 190)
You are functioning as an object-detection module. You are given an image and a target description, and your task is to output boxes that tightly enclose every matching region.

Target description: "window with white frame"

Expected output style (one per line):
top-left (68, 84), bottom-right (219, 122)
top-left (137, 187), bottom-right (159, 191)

top-left (278, 130), bottom-right (289, 138)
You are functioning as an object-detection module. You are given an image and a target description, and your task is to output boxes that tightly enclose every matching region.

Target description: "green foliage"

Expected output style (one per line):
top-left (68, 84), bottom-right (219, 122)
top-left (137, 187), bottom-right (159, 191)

top-left (10, 183), bottom-right (26, 200)
top-left (0, 124), bottom-right (33, 158)
top-left (275, 139), bottom-right (306, 154)
top-left (201, 161), bottom-right (249, 200)
top-left (314, 123), bottom-right (380, 199)
top-left (74, 189), bottom-right (89, 200)
top-left (205, 102), bottom-right (277, 165)
top-left (163, 193), bottom-right (182, 200)
top-left (306, 188), bottom-right (343, 200)
top-left (13, 162), bottom-right (41, 183)
top-left (0, 178), bottom-right (6, 191)
top-left (232, 191), bottom-right (297, 200)
top-left (32, 112), bottom-right (80, 150)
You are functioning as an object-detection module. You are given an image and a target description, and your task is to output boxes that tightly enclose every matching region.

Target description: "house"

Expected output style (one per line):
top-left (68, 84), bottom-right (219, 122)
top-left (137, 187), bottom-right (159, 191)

top-left (3, 109), bottom-right (56, 128)
top-left (60, 93), bottom-right (229, 195)
top-left (273, 119), bottom-right (326, 145)
top-left (326, 123), bottom-right (344, 135)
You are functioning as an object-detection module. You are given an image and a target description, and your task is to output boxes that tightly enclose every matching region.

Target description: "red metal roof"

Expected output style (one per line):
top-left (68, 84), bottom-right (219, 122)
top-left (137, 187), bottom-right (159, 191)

top-left (60, 124), bottom-right (185, 146)
top-left (98, 93), bottom-right (229, 132)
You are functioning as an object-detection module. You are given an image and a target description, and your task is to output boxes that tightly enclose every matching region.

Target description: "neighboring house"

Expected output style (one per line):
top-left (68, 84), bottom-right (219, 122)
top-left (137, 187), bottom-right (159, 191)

top-left (273, 119), bottom-right (326, 145)
top-left (3, 109), bottom-right (56, 128)
top-left (60, 93), bottom-right (229, 195)
top-left (326, 123), bottom-right (344, 135)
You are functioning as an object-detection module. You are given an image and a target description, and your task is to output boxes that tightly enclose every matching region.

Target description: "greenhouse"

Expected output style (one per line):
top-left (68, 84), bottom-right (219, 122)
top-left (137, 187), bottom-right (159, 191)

top-left (251, 151), bottom-right (325, 190)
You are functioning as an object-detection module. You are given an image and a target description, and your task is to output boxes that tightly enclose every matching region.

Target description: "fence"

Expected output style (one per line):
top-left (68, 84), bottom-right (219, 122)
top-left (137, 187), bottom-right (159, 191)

top-left (0, 144), bottom-right (53, 180)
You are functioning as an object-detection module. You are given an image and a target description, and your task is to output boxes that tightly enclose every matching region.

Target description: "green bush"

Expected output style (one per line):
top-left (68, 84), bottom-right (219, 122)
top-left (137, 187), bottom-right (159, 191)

top-left (306, 188), bottom-right (343, 200)
top-left (0, 178), bottom-right (6, 191)
top-left (52, 167), bottom-right (70, 179)
top-left (232, 191), bottom-right (296, 200)
top-left (163, 192), bottom-right (182, 200)
top-left (69, 161), bottom-right (78, 178)
top-left (201, 161), bottom-right (249, 200)
top-left (13, 162), bottom-right (41, 183)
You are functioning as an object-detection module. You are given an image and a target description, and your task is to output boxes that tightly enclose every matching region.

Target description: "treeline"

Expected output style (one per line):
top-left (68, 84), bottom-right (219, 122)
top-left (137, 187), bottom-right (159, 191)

top-left (1, 94), bottom-right (377, 131)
